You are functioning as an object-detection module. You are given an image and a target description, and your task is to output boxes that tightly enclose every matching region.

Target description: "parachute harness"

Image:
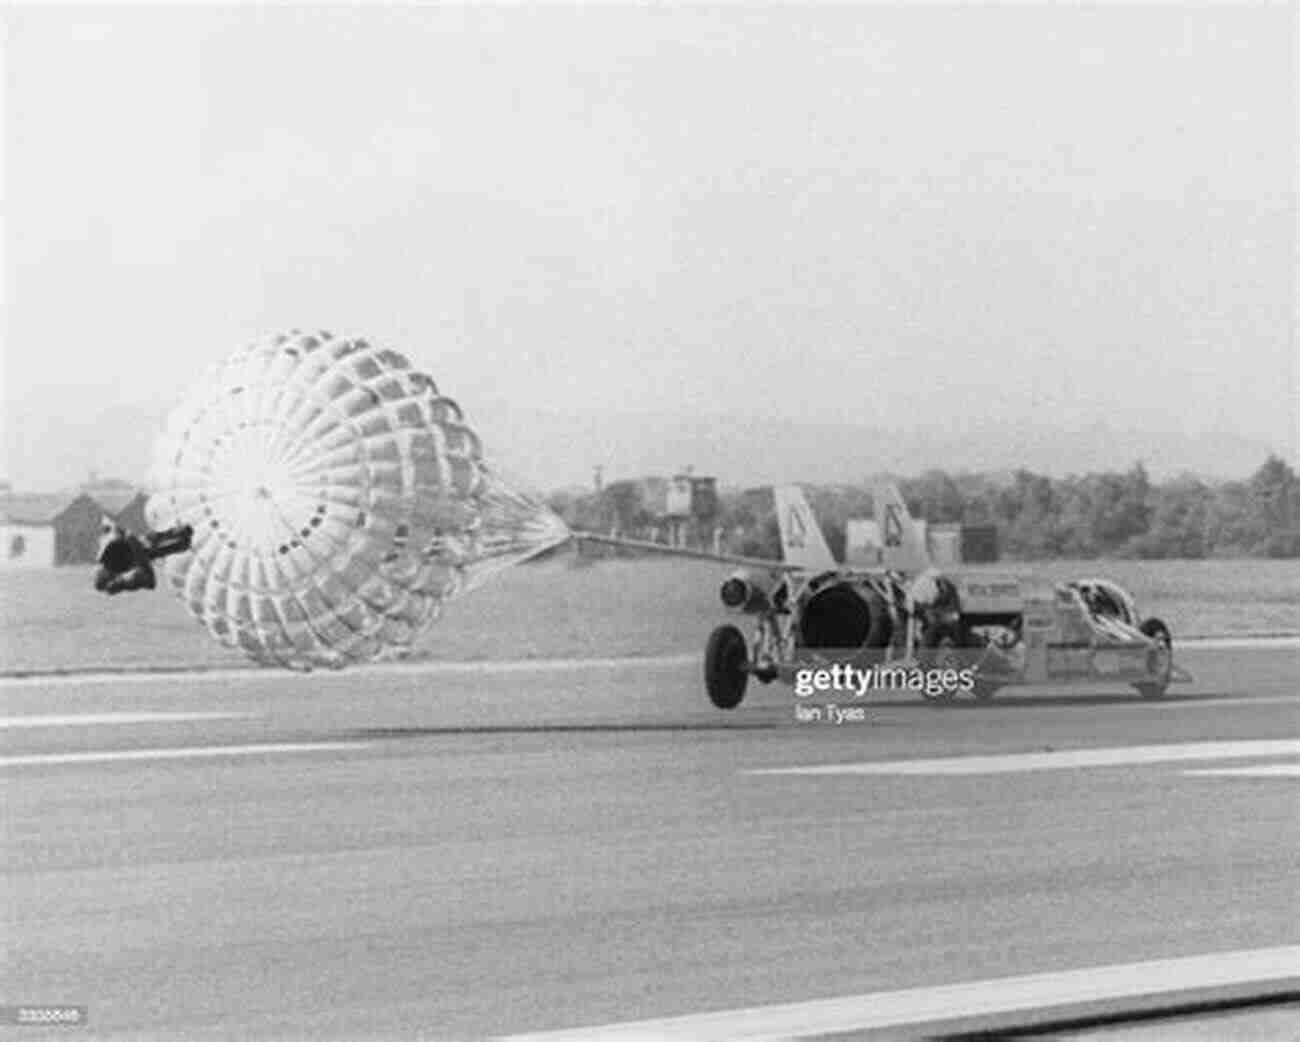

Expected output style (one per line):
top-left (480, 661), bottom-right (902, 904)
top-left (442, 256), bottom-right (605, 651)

top-left (147, 330), bottom-right (570, 670)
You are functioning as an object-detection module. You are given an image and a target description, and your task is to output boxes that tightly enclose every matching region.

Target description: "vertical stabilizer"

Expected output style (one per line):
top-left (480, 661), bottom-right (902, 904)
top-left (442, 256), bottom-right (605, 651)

top-left (874, 483), bottom-right (932, 573)
top-left (773, 485), bottom-right (837, 570)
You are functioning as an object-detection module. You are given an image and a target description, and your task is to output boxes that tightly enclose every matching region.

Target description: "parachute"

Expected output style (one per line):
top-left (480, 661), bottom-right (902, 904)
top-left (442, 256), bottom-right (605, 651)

top-left (145, 330), bottom-right (571, 670)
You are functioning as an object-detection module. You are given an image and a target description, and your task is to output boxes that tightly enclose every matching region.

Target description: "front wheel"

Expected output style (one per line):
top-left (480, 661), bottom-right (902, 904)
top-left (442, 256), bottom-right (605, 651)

top-left (705, 624), bottom-right (749, 710)
top-left (1133, 617), bottom-right (1172, 700)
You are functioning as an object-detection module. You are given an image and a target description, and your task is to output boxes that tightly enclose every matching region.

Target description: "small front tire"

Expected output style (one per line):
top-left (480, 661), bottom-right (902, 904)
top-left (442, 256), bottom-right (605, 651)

top-left (705, 624), bottom-right (749, 710)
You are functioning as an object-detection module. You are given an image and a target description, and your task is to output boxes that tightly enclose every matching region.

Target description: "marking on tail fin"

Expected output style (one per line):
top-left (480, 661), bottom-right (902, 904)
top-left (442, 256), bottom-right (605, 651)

top-left (773, 485), bottom-right (836, 570)
top-left (882, 504), bottom-right (904, 548)
top-left (874, 483), bottom-right (931, 573)
top-left (785, 505), bottom-right (807, 548)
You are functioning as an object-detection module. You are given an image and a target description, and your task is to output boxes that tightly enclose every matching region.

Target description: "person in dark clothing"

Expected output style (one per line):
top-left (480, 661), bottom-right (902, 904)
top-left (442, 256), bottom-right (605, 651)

top-left (94, 518), bottom-right (193, 595)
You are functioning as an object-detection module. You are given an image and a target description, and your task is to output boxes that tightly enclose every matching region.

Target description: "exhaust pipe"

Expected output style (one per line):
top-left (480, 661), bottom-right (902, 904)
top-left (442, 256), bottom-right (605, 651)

top-left (720, 569), bottom-right (776, 613)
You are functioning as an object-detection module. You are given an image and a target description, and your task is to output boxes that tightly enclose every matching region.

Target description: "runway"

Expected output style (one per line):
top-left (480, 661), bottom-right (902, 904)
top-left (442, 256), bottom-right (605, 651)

top-left (1, 643), bottom-right (1297, 1040)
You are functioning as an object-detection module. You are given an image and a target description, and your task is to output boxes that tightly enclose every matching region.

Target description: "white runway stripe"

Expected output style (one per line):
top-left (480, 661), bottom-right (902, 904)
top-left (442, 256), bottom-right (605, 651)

top-left (1182, 635), bottom-right (1300, 650)
top-left (0, 741), bottom-right (369, 768)
top-left (497, 945), bottom-right (1300, 1041)
top-left (1146, 694), bottom-right (1299, 709)
top-left (0, 654), bottom-right (698, 689)
top-left (0, 711), bottom-right (247, 729)
top-left (749, 740), bottom-right (1300, 777)
top-left (1184, 764), bottom-right (1300, 778)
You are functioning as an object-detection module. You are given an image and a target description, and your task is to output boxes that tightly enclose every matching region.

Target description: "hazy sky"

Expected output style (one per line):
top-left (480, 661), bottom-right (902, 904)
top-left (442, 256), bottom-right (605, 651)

top-left (2, 3), bottom-right (1295, 491)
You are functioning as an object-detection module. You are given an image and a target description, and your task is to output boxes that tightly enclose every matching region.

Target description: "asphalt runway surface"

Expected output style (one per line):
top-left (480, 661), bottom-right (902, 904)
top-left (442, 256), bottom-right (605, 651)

top-left (2, 644), bottom-right (1297, 1040)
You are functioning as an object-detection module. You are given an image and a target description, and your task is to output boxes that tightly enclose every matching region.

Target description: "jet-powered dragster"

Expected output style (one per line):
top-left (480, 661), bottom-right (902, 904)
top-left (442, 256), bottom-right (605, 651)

top-left (578, 484), bottom-right (1190, 708)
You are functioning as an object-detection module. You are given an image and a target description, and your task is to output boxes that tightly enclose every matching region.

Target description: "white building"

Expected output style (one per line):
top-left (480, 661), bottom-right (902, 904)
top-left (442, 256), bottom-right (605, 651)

top-left (0, 495), bottom-right (65, 568)
top-left (845, 517), bottom-right (958, 567)
top-left (844, 519), bottom-right (883, 567)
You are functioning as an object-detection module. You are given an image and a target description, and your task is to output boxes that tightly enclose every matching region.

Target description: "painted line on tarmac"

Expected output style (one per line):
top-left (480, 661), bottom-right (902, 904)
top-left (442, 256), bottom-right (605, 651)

top-left (1182, 635), bottom-right (1300, 650)
top-left (1146, 693), bottom-right (1299, 709)
top-left (748, 740), bottom-right (1300, 777)
top-left (0, 654), bottom-right (698, 689)
top-left (0, 711), bottom-right (249, 729)
top-left (1184, 764), bottom-right (1300, 778)
top-left (0, 741), bottom-right (370, 768)
top-left (497, 945), bottom-right (1300, 1041)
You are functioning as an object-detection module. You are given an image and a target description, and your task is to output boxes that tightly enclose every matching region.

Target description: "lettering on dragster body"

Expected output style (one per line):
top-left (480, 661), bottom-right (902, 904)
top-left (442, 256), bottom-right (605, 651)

top-left (793, 665), bottom-right (977, 699)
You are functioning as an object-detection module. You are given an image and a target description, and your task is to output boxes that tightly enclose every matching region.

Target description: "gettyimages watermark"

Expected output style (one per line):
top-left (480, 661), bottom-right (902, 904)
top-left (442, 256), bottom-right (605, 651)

top-left (791, 662), bottom-right (978, 723)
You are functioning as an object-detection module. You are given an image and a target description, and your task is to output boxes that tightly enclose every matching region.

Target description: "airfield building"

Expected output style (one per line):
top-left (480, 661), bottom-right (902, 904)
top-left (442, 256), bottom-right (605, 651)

top-left (0, 493), bottom-right (103, 567)
top-left (0, 485), bottom-right (153, 568)
top-left (844, 518), bottom-right (998, 567)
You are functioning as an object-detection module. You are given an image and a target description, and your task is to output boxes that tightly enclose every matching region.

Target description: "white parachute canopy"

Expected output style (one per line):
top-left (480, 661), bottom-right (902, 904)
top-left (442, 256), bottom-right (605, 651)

top-left (146, 330), bottom-right (571, 670)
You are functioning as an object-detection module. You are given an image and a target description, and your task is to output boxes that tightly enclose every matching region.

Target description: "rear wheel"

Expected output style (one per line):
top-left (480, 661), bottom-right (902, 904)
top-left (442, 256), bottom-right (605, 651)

top-left (704, 624), bottom-right (749, 710)
top-left (1133, 617), bottom-right (1172, 700)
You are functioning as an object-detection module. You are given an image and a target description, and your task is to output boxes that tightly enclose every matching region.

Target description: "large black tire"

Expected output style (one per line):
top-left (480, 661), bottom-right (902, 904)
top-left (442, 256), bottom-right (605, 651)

top-left (704, 624), bottom-right (749, 710)
top-left (1134, 617), bottom-right (1172, 700)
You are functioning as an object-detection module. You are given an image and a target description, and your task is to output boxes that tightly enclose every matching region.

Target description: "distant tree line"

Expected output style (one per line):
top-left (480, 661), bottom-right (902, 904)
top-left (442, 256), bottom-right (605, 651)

top-left (549, 456), bottom-right (1300, 561)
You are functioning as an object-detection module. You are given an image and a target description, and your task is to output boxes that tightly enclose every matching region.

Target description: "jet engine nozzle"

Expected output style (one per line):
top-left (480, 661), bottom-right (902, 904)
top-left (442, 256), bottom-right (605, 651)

top-left (720, 570), bottom-right (774, 613)
top-left (797, 580), bottom-right (894, 652)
